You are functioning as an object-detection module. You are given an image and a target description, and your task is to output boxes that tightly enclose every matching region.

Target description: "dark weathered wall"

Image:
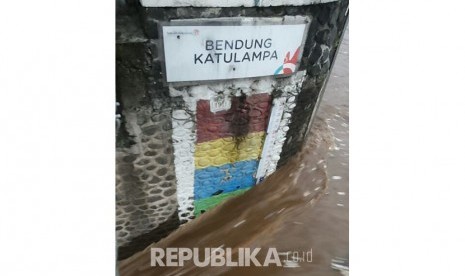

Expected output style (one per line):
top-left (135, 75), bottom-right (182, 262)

top-left (278, 1), bottom-right (349, 166)
top-left (116, 0), bottom-right (349, 260)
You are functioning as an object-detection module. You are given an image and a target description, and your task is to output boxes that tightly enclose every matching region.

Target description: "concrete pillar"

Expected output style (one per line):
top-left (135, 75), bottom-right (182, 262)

top-left (116, 0), bottom-right (349, 259)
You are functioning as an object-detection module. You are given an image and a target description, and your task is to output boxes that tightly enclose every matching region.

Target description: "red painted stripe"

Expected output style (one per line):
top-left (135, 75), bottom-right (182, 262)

top-left (196, 93), bottom-right (272, 143)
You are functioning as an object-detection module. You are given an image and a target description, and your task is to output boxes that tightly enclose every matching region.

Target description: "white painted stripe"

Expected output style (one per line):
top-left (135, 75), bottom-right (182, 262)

top-left (256, 71), bottom-right (306, 183)
top-left (255, 97), bottom-right (285, 183)
top-left (171, 109), bottom-right (196, 220)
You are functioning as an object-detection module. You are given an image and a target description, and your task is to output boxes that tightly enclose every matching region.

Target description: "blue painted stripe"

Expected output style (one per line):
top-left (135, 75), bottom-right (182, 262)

top-left (194, 160), bottom-right (258, 200)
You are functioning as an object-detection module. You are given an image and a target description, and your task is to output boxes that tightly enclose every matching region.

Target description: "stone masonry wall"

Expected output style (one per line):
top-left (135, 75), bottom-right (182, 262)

top-left (116, 0), bottom-right (349, 260)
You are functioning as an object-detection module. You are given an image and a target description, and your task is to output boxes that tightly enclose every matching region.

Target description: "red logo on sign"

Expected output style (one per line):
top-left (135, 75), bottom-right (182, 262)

top-left (274, 47), bottom-right (300, 75)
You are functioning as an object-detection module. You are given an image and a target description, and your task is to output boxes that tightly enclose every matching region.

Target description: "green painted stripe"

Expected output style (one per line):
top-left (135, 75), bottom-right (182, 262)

top-left (194, 188), bottom-right (250, 217)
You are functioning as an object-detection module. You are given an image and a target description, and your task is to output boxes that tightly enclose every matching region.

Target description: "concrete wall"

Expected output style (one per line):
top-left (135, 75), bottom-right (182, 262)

top-left (116, 0), bottom-right (349, 259)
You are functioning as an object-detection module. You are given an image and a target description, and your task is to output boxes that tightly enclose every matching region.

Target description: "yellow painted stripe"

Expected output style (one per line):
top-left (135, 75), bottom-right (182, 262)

top-left (195, 132), bottom-right (265, 169)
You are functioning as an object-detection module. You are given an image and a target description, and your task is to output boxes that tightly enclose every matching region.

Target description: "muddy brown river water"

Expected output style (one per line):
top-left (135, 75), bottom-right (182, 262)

top-left (119, 109), bottom-right (349, 276)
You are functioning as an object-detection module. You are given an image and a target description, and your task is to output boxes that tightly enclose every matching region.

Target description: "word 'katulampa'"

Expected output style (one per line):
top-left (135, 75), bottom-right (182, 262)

top-left (194, 38), bottom-right (278, 64)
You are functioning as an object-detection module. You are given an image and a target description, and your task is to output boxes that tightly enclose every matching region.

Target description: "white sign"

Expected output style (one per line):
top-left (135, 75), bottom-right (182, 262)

top-left (162, 19), bottom-right (308, 82)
